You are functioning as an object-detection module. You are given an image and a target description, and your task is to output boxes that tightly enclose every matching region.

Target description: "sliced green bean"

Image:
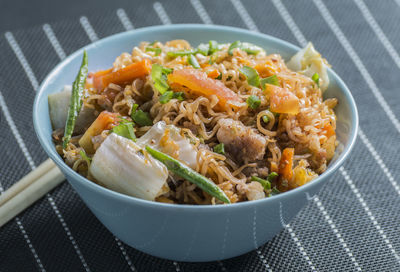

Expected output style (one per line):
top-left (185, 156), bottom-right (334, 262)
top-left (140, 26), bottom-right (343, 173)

top-left (145, 146), bottom-right (231, 203)
top-left (63, 51), bottom-right (88, 148)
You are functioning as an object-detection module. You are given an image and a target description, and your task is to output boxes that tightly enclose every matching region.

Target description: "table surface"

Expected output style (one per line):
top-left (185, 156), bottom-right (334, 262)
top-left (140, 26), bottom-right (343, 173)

top-left (1, 0), bottom-right (400, 271)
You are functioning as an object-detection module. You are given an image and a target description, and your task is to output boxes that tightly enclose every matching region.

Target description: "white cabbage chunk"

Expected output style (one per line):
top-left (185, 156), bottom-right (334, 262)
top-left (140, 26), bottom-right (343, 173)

top-left (48, 85), bottom-right (95, 131)
top-left (90, 133), bottom-right (169, 201)
top-left (287, 42), bottom-right (330, 91)
top-left (136, 121), bottom-right (198, 169)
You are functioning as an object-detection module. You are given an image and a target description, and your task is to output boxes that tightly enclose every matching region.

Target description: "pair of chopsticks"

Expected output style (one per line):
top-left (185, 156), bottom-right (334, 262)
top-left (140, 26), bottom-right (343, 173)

top-left (0, 159), bottom-right (65, 227)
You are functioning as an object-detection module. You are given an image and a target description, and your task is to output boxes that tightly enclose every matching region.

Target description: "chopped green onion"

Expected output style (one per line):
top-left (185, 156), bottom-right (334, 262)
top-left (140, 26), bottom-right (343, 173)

top-left (271, 187), bottom-right (280, 195)
top-left (213, 143), bottom-right (225, 155)
top-left (262, 115), bottom-right (269, 123)
top-left (312, 73), bottom-right (320, 87)
top-left (188, 54), bottom-right (200, 69)
top-left (216, 73), bottom-right (222, 80)
top-left (79, 149), bottom-right (92, 164)
top-left (260, 75), bottom-right (279, 90)
top-left (172, 92), bottom-right (185, 101)
top-left (159, 91), bottom-right (174, 104)
top-left (267, 172), bottom-right (278, 183)
top-left (111, 121), bottom-right (136, 141)
top-left (196, 43), bottom-right (209, 56)
top-left (131, 104), bottom-right (153, 126)
top-left (240, 42), bottom-right (262, 55)
top-left (208, 40), bottom-right (219, 55)
top-left (151, 64), bottom-right (170, 94)
top-left (228, 41), bottom-right (241, 55)
top-left (145, 47), bottom-right (162, 56)
top-left (146, 146), bottom-right (230, 203)
top-left (209, 53), bottom-right (217, 64)
top-left (251, 176), bottom-right (271, 190)
top-left (246, 95), bottom-right (261, 109)
top-left (239, 66), bottom-right (260, 87)
top-left (162, 67), bottom-right (172, 74)
top-left (167, 50), bottom-right (196, 57)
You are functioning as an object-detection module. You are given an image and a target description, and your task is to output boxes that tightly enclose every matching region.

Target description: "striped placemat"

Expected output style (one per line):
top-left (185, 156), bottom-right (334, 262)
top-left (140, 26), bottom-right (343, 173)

top-left (1, 0), bottom-right (400, 271)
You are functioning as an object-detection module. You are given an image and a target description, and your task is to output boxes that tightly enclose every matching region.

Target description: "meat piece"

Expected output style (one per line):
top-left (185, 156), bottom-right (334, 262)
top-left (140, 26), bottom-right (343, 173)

top-left (244, 182), bottom-right (265, 201)
top-left (217, 118), bottom-right (267, 161)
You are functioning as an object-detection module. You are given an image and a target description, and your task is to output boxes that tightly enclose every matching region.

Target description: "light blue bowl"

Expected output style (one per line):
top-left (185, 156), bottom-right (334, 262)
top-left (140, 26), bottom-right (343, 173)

top-left (33, 24), bottom-right (358, 262)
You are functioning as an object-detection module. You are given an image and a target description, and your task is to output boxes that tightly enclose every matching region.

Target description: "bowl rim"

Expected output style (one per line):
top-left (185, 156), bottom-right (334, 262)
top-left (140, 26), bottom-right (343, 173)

top-left (33, 24), bottom-right (359, 210)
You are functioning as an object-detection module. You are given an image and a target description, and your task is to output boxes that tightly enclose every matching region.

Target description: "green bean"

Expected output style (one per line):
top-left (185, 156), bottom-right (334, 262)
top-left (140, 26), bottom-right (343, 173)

top-left (145, 146), bottom-right (231, 204)
top-left (251, 176), bottom-right (271, 190)
top-left (188, 54), bottom-right (200, 69)
top-left (63, 51), bottom-right (88, 148)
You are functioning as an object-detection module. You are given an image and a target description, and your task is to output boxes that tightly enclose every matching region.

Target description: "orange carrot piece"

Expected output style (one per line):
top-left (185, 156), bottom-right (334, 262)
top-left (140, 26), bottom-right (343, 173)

top-left (321, 123), bottom-right (335, 138)
top-left (255, 62), bottom-right (277, 78)
top-left (267, 85), bottom-right (300, 115)
top-left (93, 59), bottom-right (152, 91)
top-left (168, 68), bottom-right (242, 110)
top-left (279, 148), bottom-right (294, 182)
top-left (205, 68), bottom-right (220, 79)
top-left (79, 111), bottom-right (119, 153)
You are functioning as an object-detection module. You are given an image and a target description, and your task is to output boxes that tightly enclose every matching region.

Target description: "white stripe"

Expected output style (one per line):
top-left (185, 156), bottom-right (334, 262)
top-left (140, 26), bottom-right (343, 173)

top-left (271, 0), bottom-right (307, 47)
top-left (153, 2), bottom-right (172, 25)
top-left (313, 0), bottom-right (400, 136)
top-left (114, 237), bottom-right (136, 271)
top-left (354, 0), bottom-right (400, 70)
top-left (47, 20), bottom-right (136, 270)
top-left (190, 0), bottom-right (213, 24)
top-left (218, 261), bottom-right (227, 272)
top-left (5, 32), bottom-right (91, 271)
top-left (229, 0), bottom-right (259, 32)
top-left (256, 250), bottom-right (273, 272)
top-left (272, 2), bottom-right (364, 269)
top-left (313, 197), bottom-right (362, 271)
top-left (286, 224), bottom-right (318, 272)
top-left (0, 92), bottom-right (35, 169)
top-left (5, 32), bottom-right (39, 91)
top-left (358, 129), bottom-right (400, 195)
top-left (116, 8), bottom-right (134, 31)
top-left (80, 16), bottom-right (99, 42)
top-left (0, 184), bottom-right (45, 271)
top-left (340, 167), bottom-right (400, 262)
top-left (42, 24), bottom-right (67, 60)
top-left (173, 261), bottom-right (181, 272)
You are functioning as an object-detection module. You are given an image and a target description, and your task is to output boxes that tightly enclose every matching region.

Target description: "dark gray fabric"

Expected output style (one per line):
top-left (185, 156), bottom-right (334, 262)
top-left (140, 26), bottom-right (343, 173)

top-left (1, 0), bottom-right (400, 271)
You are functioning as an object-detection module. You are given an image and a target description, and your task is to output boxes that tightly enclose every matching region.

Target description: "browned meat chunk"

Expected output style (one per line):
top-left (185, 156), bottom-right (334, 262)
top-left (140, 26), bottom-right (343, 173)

top-left (217, 118), bottom-right (267, 161)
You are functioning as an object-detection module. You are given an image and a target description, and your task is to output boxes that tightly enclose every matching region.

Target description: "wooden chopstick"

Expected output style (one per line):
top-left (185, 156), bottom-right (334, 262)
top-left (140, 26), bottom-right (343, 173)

top-left (0, 158), bottom-right (55, 207)
top-left (0, 160), bottom-right (65, 228)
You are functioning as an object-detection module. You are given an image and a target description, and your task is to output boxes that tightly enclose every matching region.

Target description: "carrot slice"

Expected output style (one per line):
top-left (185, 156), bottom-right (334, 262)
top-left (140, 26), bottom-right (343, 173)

top-left (93, 59), bottom-right (152, 91)
top-left (279, 148), bottom-right (294, 182)
top-left (79, 111), bottom-right (119, 153)
top-left (321, 123), bottom-right (335, 138)
top-left (267, 85), bottom-right (300, 115)
top-left (168, 68), bottom-right (242, 109)
top-left (204, 67), bottom-right (220, 79)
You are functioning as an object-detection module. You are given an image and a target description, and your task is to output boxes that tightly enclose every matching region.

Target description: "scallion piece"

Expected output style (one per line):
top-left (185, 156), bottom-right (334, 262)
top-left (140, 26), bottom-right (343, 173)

top-left (145, 146), bottom-right (231, 203)
top-left (240, 42), bottom-right (262, 55)
top-left (167, 50), bottom-right (196, 57)
top-left (196, 43), bottom-right (209, 56)
top-left (251, 176), bottom-right (271, 190)
top-left (188, 54), bottom-right (200, 69)
top-left (131, 104), bottom-right (153, 126)
top-left (145, 47), bottom-right (162, 56)
top-left (239, 66), bottom-right (260, 87)
top-left (312, 73), bottom-right (320, 87)
top-left (260, 75), bottom-right (279, 90)
top-left (151, 64), bottom-right (170, 94)
top-left (213, 143), bottom-right (225, 155)
top-left (271, 187), bottom-right (280, 195)
top-left (262, 115), bottom-right (269, 123)
top-left (159, 91), bottom-right (174, 104)
top-left (79, 149), bottom-right (92, 165)
top-left (246, 95), bottom-right (261, 109)
top-left (228, 41), bottom-right (241, 55)
top-left (208, 40), bottom-right (219, 55)
top-left (172, 92), bottom-right (185, 101)
top-left (111, 121), bottom-right (136, 141)
top-left (267, 172), bottom-right (278, 183)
